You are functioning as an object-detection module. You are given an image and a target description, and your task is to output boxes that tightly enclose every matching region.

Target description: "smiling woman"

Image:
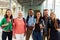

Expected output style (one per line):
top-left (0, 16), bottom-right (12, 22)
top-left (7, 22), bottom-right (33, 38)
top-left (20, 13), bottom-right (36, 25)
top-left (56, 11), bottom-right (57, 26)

top-left (0, 9), bottom-right (13, 40)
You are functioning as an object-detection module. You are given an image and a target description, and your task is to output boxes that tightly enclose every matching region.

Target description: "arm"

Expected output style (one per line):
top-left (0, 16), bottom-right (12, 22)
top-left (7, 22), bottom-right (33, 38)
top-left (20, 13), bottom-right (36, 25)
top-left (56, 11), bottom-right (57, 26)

top-left (48, 28), bottom-right (50, 40)
top-left (58, 19), bottom-right (60, 27)
top-left (0, 18), bottom-right (9, 28)
top-left (26, 16), bottom-right (29, 26)
top-left (40, 24), bottom-right (44, 29)
top-left (1, 23), bottom-right (9, 27)
top-left (0, 18), bottom-right (7, 28)
top-left (56, 19), bottom-right (60, 31)
top-left (33, 19), bottom-right (36, 30)
top-left (12, 19), bottom-right (16, 36)
top-left (24, 23), bottom-right (26, 36)
top-left (23, 18), bottom-right (26, 36)
top-left (40, 19), bottom-right (44, 29)
top-left (24, 19), bottom-right (26, 35)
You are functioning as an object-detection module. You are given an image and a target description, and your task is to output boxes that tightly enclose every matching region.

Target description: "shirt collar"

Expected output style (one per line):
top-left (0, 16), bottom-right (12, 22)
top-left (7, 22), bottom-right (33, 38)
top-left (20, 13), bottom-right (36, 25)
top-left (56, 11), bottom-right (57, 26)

top-left (29, 15), bottom-right (34, 17)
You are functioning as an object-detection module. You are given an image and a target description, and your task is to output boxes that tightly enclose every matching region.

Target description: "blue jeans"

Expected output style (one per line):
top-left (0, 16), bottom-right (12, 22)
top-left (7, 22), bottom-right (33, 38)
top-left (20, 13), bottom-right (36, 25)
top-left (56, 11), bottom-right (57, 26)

top-left (41, 32), bottom-right (43, 40)
top-left (32, 31), bottom-right (42, 40)
top-left (2, 31), bottom-right (12, 40)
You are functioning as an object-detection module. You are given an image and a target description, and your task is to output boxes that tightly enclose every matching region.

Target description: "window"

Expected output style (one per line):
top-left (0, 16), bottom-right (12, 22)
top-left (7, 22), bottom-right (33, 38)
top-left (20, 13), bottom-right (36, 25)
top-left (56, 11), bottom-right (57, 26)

top-left (55, 0), bottom-right (60, 19)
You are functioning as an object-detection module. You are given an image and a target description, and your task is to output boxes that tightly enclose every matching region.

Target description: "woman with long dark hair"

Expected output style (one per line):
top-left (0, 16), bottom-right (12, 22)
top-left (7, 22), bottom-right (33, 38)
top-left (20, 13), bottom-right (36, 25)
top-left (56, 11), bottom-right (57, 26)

top-left (0, 9), bottom-right (13, 40)
top-left (32, 11), bottom-right (44, 40)
top-left (48, 12), bottom-right (60, 40)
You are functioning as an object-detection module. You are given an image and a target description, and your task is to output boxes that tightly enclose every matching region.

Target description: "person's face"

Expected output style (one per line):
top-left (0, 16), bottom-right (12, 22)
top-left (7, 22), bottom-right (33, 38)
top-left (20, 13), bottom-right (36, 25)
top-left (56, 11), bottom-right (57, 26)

top-left (36, 12), bottom-right (41, 19)
top-left (18, 12), bottom-right (22, 18)
top-left (6, 10), bottom-right (12, 17)
top-left (50, 13), bottom-right (56, 20)
top-left (43, 11), bottom-right (48, 17)
top-left (29, 10), bottom-right (33, 16)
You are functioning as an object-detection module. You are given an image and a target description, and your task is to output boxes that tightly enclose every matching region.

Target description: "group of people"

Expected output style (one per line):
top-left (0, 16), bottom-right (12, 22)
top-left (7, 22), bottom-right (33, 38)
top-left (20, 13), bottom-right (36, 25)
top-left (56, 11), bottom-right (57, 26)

top-left (0, 9), bottom-right (60, 40)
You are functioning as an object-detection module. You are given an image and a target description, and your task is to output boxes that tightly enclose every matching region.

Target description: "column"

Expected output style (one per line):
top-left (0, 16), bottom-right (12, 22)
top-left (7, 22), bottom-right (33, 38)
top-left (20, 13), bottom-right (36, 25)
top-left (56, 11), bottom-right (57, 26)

top-left (53, 0), bottom-right (55, 12)
top-left (46, 0), bottom-right (48, 9)
top-left (9, 0), bottom-right (12, 10)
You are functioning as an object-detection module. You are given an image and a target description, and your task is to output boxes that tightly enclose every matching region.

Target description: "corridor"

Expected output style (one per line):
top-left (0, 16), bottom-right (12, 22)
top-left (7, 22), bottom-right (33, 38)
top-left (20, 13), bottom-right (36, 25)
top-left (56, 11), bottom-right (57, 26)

top-left (0, 0), bottom-right (60, 40)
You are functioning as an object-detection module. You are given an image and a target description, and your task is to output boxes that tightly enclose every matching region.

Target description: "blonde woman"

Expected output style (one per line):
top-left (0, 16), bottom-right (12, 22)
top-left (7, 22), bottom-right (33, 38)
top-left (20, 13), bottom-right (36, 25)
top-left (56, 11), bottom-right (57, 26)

top-left (13, 11), bottom-right (26, 40)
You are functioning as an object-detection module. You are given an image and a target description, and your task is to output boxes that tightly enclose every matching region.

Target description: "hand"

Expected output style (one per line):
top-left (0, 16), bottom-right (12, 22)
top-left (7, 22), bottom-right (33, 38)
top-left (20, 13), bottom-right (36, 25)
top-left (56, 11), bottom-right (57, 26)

top-left (56, 29), bottom-right (60, 32)
top-left (24, 31), bottom-right (26, 36)
top-left (40, 24), bottom-right (44, 29)
top-left (13, 35), bottom-right (16, 39)
top-left (2, 23), bottom-right (9, 27)
top-left (24, 33), bottom-right (26, 36)
top-left (5, 23), bottom-right (9, 26)
top-left (32, 25), bottom-right (35, 28)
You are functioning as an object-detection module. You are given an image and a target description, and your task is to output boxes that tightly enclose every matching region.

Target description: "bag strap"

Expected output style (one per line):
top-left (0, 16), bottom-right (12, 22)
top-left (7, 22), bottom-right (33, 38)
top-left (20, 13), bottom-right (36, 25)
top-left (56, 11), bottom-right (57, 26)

top-left (23, 18), bottom-right (25, 23)
top-left (26, 16), bottom-right (29, 23)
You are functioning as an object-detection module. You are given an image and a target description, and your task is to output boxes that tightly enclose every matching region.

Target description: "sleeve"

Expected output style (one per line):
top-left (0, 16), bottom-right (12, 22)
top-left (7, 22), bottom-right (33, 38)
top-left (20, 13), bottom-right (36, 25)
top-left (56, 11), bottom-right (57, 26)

top-left (23, 18), bottom-right (26, 33)
top-left (40, 19), bottom-right (45, 26)
top-left (26, 16), bottom-right (29, 24)
top-left (57, 19), bottom-right (60, 28)
top-left (57, 19), bottom-right (60, 24)
top-left (33, 18), bottom-right (36, 25)
top-left (12, 19), bottom-right (16, 36)
top-left (0, 18), bottom-right (4, 27)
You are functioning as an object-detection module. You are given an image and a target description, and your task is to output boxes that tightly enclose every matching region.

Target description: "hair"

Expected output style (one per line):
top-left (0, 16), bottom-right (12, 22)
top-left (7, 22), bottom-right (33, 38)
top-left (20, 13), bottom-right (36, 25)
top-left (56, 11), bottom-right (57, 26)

top-left (43, 9), bottom-right (48, 11)
top-left (50, 12), bottom-right (58, 29)
top-left (28, 8), bottom-right (34, 16)
top-left (35, 11), bottom-right (42, 22)
top-left (18, 11), bottom-right (23, 13)
top-left (29, 8), bottom-right (32, 10)
top-left (4, 9), bottom-right (13, 19)
top-left (50, 12), bottom-right (55, 16)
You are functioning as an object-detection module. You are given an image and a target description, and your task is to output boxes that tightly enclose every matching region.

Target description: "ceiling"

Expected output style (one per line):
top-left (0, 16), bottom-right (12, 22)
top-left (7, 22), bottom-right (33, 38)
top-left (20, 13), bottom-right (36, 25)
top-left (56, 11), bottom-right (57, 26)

top-left (0, 0), bottom-right (9, 2)
top-left (0, 0), bottom-right (9, 7)
top-left (0, 1), bottom-right (9, 5)
top-left (17, 0), bottom-right (45, 6)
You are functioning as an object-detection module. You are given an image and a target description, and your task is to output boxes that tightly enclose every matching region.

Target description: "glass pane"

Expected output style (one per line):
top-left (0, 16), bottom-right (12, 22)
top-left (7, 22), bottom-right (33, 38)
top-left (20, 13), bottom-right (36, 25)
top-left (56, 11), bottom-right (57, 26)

top-left (55, 0), bottom-right (60, 19)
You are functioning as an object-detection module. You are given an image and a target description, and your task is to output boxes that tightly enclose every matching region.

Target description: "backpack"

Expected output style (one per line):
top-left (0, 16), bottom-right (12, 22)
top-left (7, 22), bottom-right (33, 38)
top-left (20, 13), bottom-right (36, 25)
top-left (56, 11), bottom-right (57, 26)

top-left (23, 18), bottom-right (26, 23)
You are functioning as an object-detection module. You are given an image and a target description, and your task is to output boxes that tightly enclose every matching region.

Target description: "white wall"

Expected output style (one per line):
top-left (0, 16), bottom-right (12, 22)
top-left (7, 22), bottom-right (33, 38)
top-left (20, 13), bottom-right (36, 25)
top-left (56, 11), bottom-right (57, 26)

top-left (55, 0), bottom-right (60, 19)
